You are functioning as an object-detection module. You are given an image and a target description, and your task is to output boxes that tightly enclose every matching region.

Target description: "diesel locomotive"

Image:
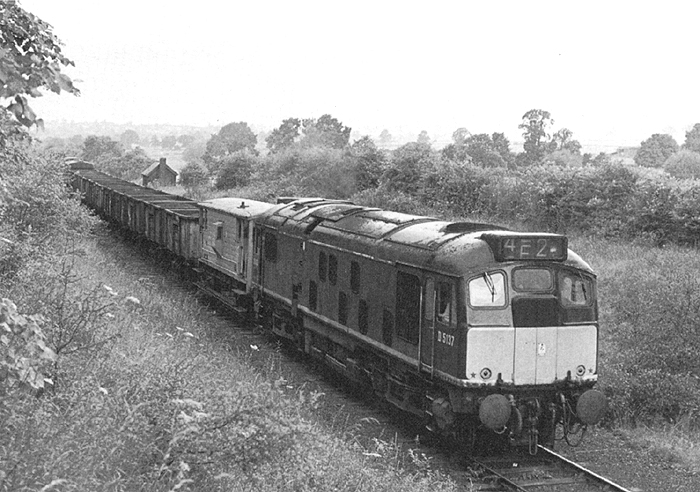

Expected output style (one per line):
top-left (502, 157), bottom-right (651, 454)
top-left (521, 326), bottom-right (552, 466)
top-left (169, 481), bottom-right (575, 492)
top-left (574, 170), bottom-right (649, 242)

top-left (70, 161), bottom-right (607, 452)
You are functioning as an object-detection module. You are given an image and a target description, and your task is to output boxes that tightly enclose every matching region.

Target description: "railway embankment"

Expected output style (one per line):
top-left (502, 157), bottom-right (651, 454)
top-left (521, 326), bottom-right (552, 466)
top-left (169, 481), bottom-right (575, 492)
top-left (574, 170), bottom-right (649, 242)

top-left (3, 223), bottom-right (700, 491)
top-left (0, 228), bottom-right (459, 491)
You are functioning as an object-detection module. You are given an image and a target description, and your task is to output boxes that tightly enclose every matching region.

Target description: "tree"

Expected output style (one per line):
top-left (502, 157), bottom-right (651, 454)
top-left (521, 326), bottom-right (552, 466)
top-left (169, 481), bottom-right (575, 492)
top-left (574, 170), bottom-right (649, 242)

top-left (300, 114), bottom-right (351, 149)
top-left (634, 133), bottom-right (679, 168)
top-left (441, 143), bottom-right (470, 163)
top-left (464, 133), bottom-right (514, 168)
top-left (0, 2), bottom-right (79, 127)
top-left (81, 135), bottom-right (123, 163)
top-left (120, 129), bottom-right (140, 148)
top-left (179, 160), bottom-right (209, 190)
top-left (519, 109), bottom-right (553, 165)
top-left (100, 147), bottom-right (154, 181)
top-left (177, 134), bottom-right (196, 148)
top-left (266, 117), bottom-right (301, 154)
top-left (214, 150), bottom-right (257, 190)
top-left (182, 140), bottom-right (206, 165)
top-left (160, 134), bottom-right (177, 150)
top-left (664, 150), bottom-right (700, 179)
top-left (347, 136), bottom-right (385, 191)
top-left (378, 129), bottom-right (393, 147)
top-left (382, 142), bottom-right (436, 194)
top-left (452, 127), bottom-right (471, 146)
top-left (203, 122), bottom-right (257, 171)
top-left (549, 128), bottom-right (582, 154)
top-left (416, 130), bottom-right (431, 146)
top-left (683, 123), bottom-right (700, 153)
top-left (441, 127), bottom-right (470, 163)
top-left (491, 132), bottom-right (514, 168)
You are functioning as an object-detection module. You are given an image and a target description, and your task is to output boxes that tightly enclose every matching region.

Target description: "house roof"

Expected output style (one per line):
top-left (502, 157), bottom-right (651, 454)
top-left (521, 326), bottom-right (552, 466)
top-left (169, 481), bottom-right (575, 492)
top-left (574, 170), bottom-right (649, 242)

top-left (141, 160), bottom-right (177, 177)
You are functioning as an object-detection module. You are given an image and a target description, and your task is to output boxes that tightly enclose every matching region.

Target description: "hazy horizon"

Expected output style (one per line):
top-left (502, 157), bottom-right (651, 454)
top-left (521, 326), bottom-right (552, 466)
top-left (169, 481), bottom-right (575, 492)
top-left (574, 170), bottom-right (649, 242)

top-left (21, 0), bottom-right (700, 155)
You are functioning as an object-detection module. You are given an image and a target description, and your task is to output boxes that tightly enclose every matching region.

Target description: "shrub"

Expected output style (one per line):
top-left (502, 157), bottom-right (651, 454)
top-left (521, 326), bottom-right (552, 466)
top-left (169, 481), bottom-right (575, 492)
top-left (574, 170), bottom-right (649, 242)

top-left (179, 159), bottom-right (209, 193)
top-left (635, 133), bottom-right (679, 168)
top-left (580, 239), bottom-right (700, 427)
top-left (0, 299), bottom-right (56, 394)
top-left (664, 150), bottom-right (700, 179)
top-left (215, 151), bottom-right (257, 190)
top-left (382, 142), bottom-right (438, 194)
top-left (0, 122), bottom-right (96, 280)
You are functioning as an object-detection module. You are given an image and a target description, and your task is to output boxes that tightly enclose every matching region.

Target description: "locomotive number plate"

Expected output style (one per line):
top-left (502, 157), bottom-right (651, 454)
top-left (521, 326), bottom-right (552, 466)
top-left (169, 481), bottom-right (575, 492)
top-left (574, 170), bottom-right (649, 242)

top-left (437, 331), bottom-right (455, 347)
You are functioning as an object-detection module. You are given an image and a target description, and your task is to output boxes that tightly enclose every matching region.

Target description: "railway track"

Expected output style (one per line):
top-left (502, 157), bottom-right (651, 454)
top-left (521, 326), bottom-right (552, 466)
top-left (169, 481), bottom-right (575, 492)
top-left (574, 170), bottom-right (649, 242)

top-left (469, 444), bottom-right (633, 491)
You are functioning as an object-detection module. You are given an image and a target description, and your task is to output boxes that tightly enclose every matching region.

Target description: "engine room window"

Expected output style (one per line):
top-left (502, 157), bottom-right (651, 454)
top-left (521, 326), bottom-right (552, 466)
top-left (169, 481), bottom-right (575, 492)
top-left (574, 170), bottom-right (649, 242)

top-left (350, 261), bottom-right (360, 294)
top-left (436, 282), bottom-right (452, 324)
top-left (319, 251), bottom-right (327, 282)
top-left (559, 272), bottom-right (592, 306)
top-left (264, 232), bottom-right (277, 262)
top-left (513, 268), bottom-right (553, 292)
top-left (469, 272), bottom-right (506, 307)
top-left (215, 222), bottom-right (223, 240)
top-left (329, 254), bottom-right (338, 285)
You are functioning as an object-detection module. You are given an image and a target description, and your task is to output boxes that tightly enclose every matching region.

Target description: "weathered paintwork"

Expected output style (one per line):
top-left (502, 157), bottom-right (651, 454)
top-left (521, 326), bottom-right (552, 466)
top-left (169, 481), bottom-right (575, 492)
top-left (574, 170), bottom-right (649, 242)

top-left (197, 198), bottom-right (276, 290)
top-left (70, 166), bottom-right (200, 259)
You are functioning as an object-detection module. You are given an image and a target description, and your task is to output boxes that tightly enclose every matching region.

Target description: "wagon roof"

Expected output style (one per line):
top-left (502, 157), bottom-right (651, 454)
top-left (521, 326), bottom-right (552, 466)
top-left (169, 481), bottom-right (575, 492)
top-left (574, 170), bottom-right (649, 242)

top-left (73, 168), bottom-right (200, 217)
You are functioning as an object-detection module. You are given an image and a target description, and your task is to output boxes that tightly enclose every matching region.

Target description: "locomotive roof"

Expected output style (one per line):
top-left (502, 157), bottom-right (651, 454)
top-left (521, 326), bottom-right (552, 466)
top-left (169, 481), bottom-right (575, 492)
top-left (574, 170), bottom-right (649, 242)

top-left (257, 198), bottom-right (594, 276)
top-left (197, 197), bottom-right (276, 217)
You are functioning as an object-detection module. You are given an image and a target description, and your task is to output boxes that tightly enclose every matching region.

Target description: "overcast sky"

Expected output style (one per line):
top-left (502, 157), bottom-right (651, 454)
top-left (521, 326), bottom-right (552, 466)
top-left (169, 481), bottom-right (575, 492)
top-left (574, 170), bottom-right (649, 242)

top-left (20, 0), bottom-right (700, 151)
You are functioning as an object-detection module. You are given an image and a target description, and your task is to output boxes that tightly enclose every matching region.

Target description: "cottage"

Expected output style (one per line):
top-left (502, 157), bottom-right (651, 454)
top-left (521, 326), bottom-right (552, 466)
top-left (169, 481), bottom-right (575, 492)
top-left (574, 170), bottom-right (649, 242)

top-left (142, 158), bottom-right (177, 187)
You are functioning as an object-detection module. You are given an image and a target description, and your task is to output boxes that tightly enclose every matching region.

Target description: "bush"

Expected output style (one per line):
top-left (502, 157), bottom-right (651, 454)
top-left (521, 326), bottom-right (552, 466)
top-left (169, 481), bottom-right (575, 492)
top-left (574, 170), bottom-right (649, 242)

top-left (0, 299), bottom-right (56, 394)
top-left (179, 159), bottom-right (209, 193)
top-left (382, 142), bottom-right (438, 194)
top-left (664, 150), bottom-right (700, 179)
top-left (251, 146), bottom-right (357, 199)
top-left (575, 238), bottom-right (700, 427)
top-left (0, 120), bottom-right (96, 280)
top-left (215, 151), bottom-right (258, 190)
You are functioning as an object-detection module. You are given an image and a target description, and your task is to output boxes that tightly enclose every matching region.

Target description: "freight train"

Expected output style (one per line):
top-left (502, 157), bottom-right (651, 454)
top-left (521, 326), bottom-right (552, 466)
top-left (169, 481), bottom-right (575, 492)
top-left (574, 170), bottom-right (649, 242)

top-left (69, 160), bottom-right (607, 453)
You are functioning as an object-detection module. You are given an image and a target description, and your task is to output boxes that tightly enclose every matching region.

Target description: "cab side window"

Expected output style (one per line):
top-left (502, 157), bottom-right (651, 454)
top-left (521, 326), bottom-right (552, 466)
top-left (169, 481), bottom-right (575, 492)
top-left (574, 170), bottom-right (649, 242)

top-left (436, 282), bottom-right (452, 324)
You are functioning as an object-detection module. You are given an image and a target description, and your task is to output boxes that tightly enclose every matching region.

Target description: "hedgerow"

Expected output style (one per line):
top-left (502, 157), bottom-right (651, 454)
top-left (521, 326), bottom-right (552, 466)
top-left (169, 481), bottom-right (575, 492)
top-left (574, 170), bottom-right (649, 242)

top-left (572, 237), bottom-right (700, 428)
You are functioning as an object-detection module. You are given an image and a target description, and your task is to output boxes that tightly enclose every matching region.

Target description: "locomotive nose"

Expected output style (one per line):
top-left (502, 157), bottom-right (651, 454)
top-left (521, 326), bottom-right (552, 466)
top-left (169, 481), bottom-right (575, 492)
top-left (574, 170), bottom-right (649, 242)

top-left (576, 389), bottom-right (607, 425)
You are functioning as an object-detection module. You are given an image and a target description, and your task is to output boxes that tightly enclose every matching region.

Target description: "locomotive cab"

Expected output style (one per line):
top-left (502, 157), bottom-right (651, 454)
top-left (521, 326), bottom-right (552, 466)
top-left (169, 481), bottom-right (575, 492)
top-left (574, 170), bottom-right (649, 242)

top-left (455, 232), bottom-right (606, 445)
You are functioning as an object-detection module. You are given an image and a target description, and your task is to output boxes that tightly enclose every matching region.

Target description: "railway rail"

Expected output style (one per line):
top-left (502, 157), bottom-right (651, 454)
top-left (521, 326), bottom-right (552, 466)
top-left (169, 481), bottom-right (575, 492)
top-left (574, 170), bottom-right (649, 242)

top-left (469, 445), bottom-right (633, 491)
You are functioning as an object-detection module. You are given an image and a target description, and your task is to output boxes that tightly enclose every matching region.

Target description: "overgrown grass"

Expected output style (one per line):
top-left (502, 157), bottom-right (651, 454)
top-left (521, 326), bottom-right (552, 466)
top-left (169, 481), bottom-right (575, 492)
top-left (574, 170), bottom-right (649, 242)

top-left (567, 235), bottom-right (700, 470)
top-left (0, 230), bottom-right (459, 491)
